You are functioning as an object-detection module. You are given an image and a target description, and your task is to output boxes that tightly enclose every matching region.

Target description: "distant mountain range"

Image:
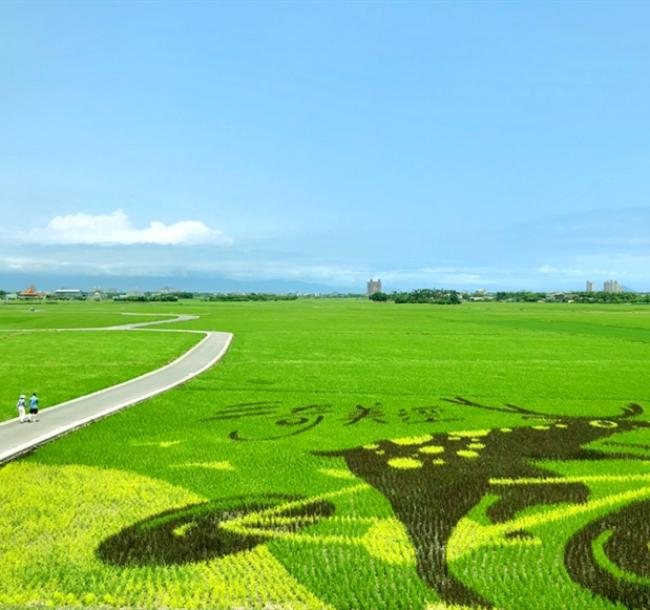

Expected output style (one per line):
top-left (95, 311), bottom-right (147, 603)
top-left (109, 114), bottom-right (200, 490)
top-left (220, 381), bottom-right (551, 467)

top-left (0, 272), bottom-right (643, 295)
top-left (0, 272), bottom-right (356, 295)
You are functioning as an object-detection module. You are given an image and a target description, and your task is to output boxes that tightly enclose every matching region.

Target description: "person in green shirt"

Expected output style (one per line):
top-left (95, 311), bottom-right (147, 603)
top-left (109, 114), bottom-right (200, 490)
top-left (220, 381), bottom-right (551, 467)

top-left (29, 392), bottom-right (39, 422)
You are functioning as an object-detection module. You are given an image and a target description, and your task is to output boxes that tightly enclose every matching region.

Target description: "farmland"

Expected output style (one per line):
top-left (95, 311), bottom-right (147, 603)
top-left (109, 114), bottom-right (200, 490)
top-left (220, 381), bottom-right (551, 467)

top-left (0, 323), bottom-right (201, 421)
top-left (1, 299), bottom-right (649, 609)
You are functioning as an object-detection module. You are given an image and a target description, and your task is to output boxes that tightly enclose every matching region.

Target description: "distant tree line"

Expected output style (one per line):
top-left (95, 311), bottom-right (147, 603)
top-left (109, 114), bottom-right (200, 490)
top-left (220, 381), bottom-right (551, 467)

top-left (495, 291), bottom-right (547, 302)
top-left (113, 291), bottom-right (194, 302)
top-left (495, 291), bottom-right (650, 304)
top-left (370, 289), bottom-right (461, 305)
top-left (569, 291), bottom-right (650, 304)
top-left (115, 294), bottom-right (181, 302)
top-left (203, 293), bottom-right (298, 302)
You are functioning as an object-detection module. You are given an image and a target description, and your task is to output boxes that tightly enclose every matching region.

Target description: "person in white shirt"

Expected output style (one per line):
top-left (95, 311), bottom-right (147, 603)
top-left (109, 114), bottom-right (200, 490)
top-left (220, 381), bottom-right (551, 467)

top-left (16, 394), bottom-right (26, 423)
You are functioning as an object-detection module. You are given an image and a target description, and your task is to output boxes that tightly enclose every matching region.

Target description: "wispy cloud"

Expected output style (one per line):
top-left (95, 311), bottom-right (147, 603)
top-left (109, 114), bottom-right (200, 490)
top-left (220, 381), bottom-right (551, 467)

top-left (509, 207), bottom-right (650, 256)
top-left (0, 253), bottom-right (491, 289)
top-left (15, 210), bottom-right (232, 246)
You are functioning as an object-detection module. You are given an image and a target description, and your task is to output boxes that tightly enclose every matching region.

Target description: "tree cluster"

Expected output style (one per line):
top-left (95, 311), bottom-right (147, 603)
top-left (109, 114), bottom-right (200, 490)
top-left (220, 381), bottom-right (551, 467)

top-left (495, 291), bottom-right (650, 304)
top-left (570, 291), bottom-right (650, 304)
top-left (115, 294), bottom-right (180, 302)
top-left (370, 289), bottom-right (461, 305)
top-left (495, 291), bottom-right (546, 302)
top-left (203, 293), bottom-right (298, 302)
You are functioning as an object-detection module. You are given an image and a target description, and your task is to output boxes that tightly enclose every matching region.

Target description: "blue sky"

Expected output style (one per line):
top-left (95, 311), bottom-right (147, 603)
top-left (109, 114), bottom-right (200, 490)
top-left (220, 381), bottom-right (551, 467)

top-left (1, 1), bottom-right (649, 292)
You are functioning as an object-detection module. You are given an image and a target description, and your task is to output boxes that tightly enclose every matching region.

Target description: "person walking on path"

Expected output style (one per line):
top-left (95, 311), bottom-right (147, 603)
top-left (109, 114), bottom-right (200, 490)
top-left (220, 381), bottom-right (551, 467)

top-left (29, 392), bottom-right (39, 422)
top-left (16, 394), bottom-right (26, 423)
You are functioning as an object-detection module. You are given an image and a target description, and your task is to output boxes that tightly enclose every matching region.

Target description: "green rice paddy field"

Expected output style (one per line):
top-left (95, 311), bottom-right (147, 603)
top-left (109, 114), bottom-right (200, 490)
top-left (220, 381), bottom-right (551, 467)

top-left (0, 320), bottom-right (201, 421)
top-left (1, 299), bottom-right (650, 610)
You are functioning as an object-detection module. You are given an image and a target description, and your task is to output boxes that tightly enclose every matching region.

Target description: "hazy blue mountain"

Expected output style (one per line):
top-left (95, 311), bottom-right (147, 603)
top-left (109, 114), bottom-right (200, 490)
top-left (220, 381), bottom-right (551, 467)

top-left (0, 272), bottom-right (356, 295)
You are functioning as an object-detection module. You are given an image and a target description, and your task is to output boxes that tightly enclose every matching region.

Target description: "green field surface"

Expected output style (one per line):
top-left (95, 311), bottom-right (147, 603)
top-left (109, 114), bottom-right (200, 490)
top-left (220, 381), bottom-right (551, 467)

top-left (0, 330), bottom-right (201, 421)
top-left (0, 302), bottom-right (175, 329)
top-left (1, 299), bottom-right (650, 609)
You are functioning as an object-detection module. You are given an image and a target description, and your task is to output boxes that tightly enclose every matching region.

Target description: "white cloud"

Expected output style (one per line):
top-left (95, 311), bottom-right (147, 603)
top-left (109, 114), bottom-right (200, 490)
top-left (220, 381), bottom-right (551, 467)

top-left (536, 262), bottom-right (631, 278)
top-left (537, 264), bottom-right (558, 274)
top-left (19, 210), bottom-right (232, 246)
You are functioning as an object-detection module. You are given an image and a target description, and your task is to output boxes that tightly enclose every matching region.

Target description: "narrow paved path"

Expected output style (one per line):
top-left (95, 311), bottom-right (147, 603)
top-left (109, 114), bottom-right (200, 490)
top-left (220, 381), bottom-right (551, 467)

top-left (104, 313), bottom-right (202, 330)
top-left (0, 315), bottom-right (232, 464)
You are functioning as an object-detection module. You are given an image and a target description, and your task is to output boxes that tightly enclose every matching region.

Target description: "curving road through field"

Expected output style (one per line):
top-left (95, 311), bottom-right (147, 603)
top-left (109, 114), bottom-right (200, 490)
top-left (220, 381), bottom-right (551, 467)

top-left (0, 314), bottom-right (232, 464)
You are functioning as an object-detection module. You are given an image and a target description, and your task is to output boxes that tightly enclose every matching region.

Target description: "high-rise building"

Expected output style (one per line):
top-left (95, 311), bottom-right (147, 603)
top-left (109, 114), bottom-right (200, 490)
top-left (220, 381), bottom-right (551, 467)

top-left (603, 280), bottom-right (621, 293)
top-left (586, 281), bottom-right (593, 292)
top-left (367, 278), bottom-right (382, 296)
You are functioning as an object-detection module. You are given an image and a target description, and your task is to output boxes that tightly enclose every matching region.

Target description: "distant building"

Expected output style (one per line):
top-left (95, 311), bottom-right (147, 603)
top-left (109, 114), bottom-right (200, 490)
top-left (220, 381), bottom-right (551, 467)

top-left (603, 280), bottom-right (621, 293)
top-left (586, 281), bottom-right (593, 293)
top-left (366, 278), bottom-right (382, 296)
top-left (18, 285), bottom-right (43, 299)
top-left (90, 287), bottom-right (105, 301)
top-left (53, 288), bottom-right (84, 300)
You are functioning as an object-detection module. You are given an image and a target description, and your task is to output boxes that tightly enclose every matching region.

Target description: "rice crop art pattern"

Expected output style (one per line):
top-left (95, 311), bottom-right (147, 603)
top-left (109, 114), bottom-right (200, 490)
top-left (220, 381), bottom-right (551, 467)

top-left (317, 397), bottom-right (650, 609)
